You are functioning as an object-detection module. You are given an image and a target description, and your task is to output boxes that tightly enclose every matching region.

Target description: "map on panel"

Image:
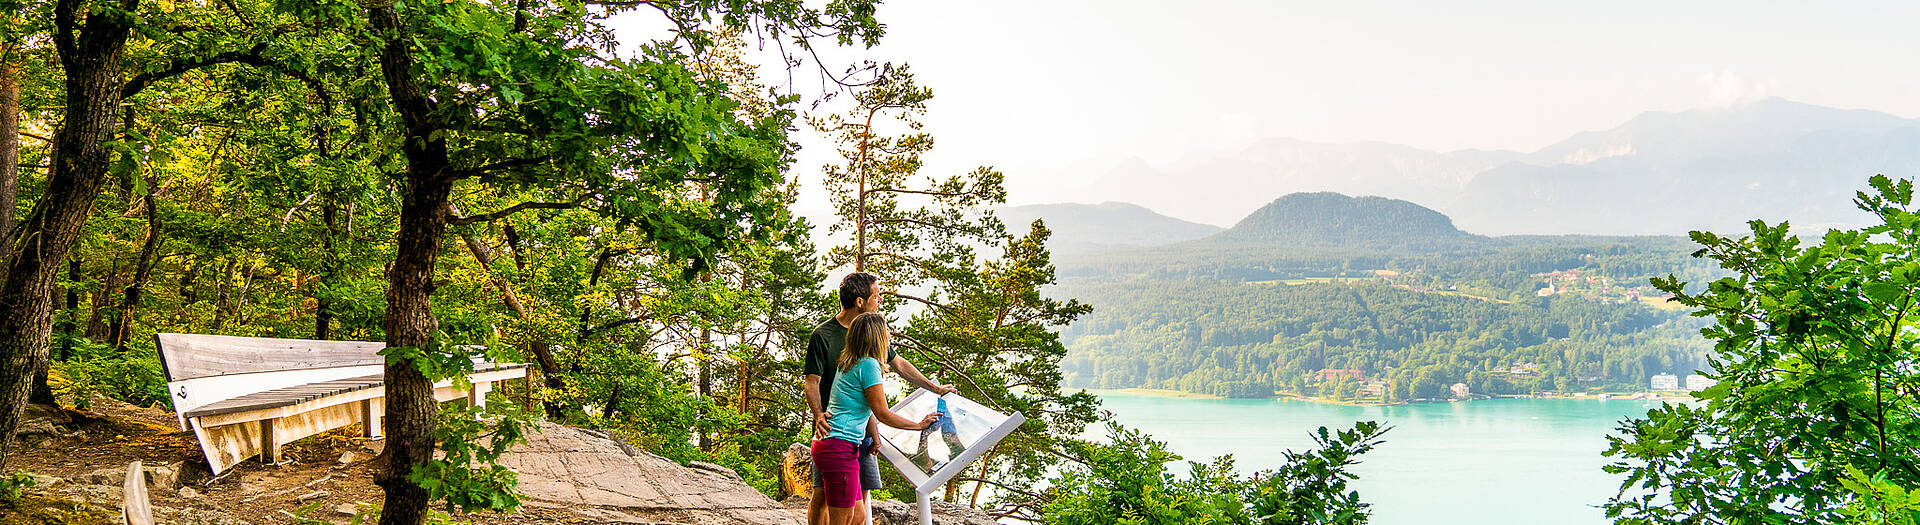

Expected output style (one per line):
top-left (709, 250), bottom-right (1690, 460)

top-left (876, 391), bottom-right (1013, 478)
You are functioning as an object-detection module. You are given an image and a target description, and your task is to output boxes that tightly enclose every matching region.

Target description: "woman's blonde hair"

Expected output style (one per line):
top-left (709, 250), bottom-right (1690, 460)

top-left (839, 312), bottom-right (892, 373)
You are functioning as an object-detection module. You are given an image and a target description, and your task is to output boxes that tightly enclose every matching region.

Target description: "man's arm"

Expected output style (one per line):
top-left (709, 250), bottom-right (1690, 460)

top-left (891, 356), bottom-right (955, 395)
top-left (804, 374), bottom-right (830, 438)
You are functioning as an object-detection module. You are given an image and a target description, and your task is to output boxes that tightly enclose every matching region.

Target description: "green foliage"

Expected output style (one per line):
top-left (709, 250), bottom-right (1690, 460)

top-left (409, 401), bottom-right (533, 514)
top-left (1246, 421), bottom-right (1389, 525)
top-left (1602, 175), bottom-right (1920, 524)
top-left (1839, 466), bottom-right (1920, 525)
top-left (50, 337), bottom-right (166, 409)
top-left (379, 334), bottom-right (480, 388)
top-left (1043, 422), bottom-right (1249, 525)
top-left (1041, 421), bottom-right (1387, 525)
top-left (0, 472), bottom-right (36, 501)
top-left (346, 503), bottom-right (470, 525)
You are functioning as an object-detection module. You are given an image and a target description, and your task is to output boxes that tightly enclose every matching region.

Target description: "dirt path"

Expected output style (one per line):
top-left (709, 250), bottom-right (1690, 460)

top-left (1, 397), bottom-right (590, 524)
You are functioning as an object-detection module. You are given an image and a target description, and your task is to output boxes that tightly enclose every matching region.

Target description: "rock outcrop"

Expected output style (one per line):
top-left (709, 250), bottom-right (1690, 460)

top-left (501, 422), bottom-right (801, 524)
top-left (779, 441), bottom-right (813, 498)
top-left (779, 496), bottom-right (1000, 525)
top-left (869, 498), bottom-right (1000, 525)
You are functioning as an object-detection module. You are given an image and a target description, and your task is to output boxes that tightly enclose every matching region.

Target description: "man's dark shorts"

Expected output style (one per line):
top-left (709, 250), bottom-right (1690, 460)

top-left (812, 435), bottom-right (883, 492)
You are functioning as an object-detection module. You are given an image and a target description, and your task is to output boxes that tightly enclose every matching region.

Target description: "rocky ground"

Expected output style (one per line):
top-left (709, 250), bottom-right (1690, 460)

top-left (0, 397), bottom-right (998, 524)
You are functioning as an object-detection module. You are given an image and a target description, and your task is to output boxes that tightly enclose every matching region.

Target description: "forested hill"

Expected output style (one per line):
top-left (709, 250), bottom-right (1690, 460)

top-left (1202, 192), bottom-right (1483, 250)
top-left (1052, 192), bottom-right (1723, 401)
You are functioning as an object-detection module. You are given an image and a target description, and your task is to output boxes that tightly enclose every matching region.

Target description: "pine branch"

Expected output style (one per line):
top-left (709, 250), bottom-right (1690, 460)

top-left (887, 291), bottom-right (955, 313)
top-left (866, 216), bottom-right (980, 236)
top-left (861, 186), bottom-right (988, 199)
top-left (448, 198), bottom-right (579, 225)
top-left (442, 155), bottom-right (554, 181)
top-left (888, 333), bottom-right (1005, 411)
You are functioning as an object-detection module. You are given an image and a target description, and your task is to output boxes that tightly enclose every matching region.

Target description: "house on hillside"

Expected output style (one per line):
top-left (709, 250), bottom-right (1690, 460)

top-left (1450, 383), bottom-right (1471, 399)
top-left (1315, 369), bottom-right (1364, 382)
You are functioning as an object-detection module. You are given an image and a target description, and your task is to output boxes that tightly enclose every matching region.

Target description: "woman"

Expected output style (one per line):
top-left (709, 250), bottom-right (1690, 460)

top-left (812, 312), bottom-right (936, 525)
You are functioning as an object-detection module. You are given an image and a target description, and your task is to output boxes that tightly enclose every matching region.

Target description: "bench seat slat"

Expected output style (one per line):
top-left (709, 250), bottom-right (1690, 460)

top-left (181, 362), bottom-right (528, 419)
top-left (182, 374), bottom-right (383, 418)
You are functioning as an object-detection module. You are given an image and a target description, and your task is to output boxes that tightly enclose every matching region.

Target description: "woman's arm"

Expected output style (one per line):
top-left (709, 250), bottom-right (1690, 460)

top-left (865, 384), bottom-right (937, 430)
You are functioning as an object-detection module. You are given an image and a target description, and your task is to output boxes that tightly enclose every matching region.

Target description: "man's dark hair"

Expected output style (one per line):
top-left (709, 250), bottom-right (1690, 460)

top-left (839, 272), bottom-right (879, 309)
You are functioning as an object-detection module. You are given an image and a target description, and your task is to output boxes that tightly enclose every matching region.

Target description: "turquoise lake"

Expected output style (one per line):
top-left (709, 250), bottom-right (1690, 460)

top-left (1091, 392), bottom-right (1663, 525)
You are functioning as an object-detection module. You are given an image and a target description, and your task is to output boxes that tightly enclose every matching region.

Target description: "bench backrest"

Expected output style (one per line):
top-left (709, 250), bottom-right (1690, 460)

top-left (155, 333), bottom-right (387, 381)
top-left (155, 333), bottom-right (393, 429)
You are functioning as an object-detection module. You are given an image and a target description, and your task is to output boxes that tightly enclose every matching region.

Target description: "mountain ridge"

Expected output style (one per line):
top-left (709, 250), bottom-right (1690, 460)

top-left (1073, 97), bottom-right (1918, 236)
top-left (994, 201), bottom-right (1223, 251)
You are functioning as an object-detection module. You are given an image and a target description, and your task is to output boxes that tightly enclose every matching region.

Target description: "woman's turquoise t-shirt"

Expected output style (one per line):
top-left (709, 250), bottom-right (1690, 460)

top-left (824, 357), bottom-right (883, 444)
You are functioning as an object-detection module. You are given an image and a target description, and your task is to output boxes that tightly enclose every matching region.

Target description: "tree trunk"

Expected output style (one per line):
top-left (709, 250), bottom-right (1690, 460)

top-left (211, 257), bottom-right (233, 329)
top-left (109, 190), bottom-right (160, 352)
top-left (500, 223), bottom-right (527, 275)
top-left (736, 355), bottom-right (750, 416)
top-left (28, 366), bottom-right (53, 407)
top-left (29, 280), bottom-right (54, 407)
top-left (233, 256), bottom-right (258, 325)
top-left (698, 325), bottom-right (711, 452)
top-left (854, 113), bottom-right (872, 271)
top-left (315, 196), bottom-right (335, 339)
top-left (84, 259), bottom-right (120, 340)
top-left (456, 229), bottom-right (564, 418)
top-left (574, 247), bottom-right (617, 345)
top-left (601, 383), bottom-right (621, 420)
top-left (57, 259), bottom-right (78, 361)
top-left (0, 0), bottom-right (142, 469)
top-left (370, 3), bottom-right (451, 523)
top-left (178, 257), bottom-right (197, 305)
top-left (0, 55), bottom-right (19, 250)
top-left (969, 448), bottom-right (996, 507)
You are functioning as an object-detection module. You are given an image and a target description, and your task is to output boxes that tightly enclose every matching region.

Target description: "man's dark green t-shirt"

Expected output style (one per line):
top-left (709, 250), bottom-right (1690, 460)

top-left (804, 317), bottom-right (897, 408)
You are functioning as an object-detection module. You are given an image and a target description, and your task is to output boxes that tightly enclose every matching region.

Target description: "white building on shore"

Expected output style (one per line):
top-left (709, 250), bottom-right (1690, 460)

top-left (1650, 373), bottom-right (1680, 391)
top-left (1684, 374), bottom-right (1717, 391)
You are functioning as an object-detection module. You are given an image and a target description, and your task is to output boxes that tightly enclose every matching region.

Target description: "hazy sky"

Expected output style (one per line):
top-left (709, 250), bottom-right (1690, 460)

top-left (621, 1), bottom-right (1920, 223)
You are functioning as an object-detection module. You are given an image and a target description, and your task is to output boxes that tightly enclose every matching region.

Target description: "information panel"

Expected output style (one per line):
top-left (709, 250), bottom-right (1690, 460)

top-left (874, 389), bottom-right (1024, 494)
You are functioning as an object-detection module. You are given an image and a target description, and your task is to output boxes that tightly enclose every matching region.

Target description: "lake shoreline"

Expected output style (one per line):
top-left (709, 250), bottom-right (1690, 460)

top-left (1081, 387), bottom-right (1700, 406)
top-left (1079, 387), bottom-right (1226, 399)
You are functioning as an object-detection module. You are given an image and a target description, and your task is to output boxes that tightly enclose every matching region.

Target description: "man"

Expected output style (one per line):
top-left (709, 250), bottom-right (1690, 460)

top-left (805, 272), bottom-right (954, 525)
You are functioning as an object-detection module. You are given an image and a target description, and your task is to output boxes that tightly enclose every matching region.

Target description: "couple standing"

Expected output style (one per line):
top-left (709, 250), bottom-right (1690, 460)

top-left (804, 272), bottom-right (955, 525)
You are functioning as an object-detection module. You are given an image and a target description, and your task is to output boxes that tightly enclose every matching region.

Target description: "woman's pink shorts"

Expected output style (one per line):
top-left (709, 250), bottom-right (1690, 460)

top-left (811, 438), bottom-right (865, 508)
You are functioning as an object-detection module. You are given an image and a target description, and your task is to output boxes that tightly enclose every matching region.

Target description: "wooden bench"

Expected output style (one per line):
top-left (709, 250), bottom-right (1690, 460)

top-left (155, 333), bottom-right (528, 474)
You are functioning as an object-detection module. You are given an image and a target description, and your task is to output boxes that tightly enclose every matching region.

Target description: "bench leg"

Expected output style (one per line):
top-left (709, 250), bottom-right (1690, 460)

top-left (361, 399), bottom-right (384, 439)
top-left (259, 419), bottom-right (279, 465)
top-left (469, 381), bottom-right (491, 408)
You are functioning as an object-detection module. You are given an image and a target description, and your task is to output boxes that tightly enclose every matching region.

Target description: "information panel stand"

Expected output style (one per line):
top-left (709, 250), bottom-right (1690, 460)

top-left (874, 389), bottom-right (1025, 525)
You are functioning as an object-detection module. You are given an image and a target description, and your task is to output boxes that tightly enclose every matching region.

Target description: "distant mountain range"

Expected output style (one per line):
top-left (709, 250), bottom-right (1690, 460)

top-left (1073, 98), bottom-right (1919, 235)
top-left (1020, 192), bottom-right (1717, 287)
top-left (994, 202), bottom-right (1222, 253)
